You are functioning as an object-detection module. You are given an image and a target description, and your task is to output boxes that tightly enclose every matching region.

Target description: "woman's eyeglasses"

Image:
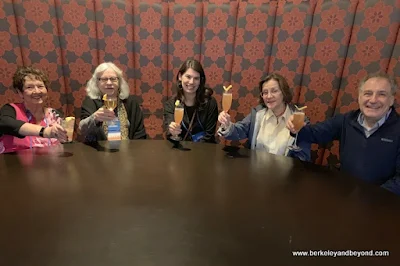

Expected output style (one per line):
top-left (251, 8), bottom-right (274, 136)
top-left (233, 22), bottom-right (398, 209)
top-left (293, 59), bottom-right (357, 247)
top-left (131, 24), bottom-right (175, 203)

top-left (98, 77), bottom-right (119, 83)
top-left (260, 90), bottom-right (281, 97)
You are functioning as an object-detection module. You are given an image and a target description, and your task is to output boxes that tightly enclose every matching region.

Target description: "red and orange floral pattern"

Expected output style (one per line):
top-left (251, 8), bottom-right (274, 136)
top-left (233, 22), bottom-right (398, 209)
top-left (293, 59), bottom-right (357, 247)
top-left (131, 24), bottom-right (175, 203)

top-left (321, 0), bottom-right (398, 166)
top-left (62, 0), bottom-right (87, 28)
top-left (0, 0), bottom-right (398, 150)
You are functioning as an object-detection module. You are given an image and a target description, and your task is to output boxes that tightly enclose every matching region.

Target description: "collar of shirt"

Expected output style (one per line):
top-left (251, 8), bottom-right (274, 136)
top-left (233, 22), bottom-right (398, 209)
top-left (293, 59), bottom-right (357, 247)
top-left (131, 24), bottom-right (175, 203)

top-left (264, 104), bottom-right (291, 124)
top-left (357, 108), bottom-right (392, 132)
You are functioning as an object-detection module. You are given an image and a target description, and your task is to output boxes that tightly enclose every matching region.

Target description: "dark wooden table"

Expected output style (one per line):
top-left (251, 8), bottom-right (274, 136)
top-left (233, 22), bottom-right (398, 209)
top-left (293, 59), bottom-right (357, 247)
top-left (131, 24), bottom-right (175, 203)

top-left (0, 140), bottom-right (399, 266)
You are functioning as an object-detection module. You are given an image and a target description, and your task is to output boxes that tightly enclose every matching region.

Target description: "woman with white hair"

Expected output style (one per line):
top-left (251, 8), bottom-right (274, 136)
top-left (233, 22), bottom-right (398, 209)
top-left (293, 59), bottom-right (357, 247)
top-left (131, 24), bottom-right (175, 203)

top-left (79, 62), bottom-right (146, 142)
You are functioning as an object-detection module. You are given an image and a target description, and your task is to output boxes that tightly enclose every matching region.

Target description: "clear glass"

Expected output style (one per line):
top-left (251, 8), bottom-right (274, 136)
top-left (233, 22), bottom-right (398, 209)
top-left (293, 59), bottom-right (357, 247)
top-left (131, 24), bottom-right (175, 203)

top-left (222, 92), bottom-right (233, 112)
top-left (288, 111), bottom-right (305, 152)
top-left (171, 104), bottom-right (184, 141)
top-left (61, 117), bottom-right (75, 143)
top-left (104, 96), bottom-right (117, 110)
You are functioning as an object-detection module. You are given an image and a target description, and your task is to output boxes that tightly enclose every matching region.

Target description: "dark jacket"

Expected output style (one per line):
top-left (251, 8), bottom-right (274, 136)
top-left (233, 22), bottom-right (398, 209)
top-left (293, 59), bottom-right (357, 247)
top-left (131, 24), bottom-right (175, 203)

top-left (163, 96), bottom-right (218, 143)
top-left (298, 108), bottom-right (400, 195)
top-left (80, 95), bottom-right (146, 142)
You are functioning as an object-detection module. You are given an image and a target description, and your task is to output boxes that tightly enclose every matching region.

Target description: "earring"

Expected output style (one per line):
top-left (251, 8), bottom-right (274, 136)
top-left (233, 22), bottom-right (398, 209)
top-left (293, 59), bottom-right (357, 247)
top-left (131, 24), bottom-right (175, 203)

top-left (178, 81), bottom-right (183, 89)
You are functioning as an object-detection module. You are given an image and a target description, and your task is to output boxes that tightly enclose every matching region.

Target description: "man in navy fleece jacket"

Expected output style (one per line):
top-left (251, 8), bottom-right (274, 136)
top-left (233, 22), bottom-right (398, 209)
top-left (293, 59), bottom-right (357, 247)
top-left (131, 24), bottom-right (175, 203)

top-left (286, 72), bottom-right (400, 195)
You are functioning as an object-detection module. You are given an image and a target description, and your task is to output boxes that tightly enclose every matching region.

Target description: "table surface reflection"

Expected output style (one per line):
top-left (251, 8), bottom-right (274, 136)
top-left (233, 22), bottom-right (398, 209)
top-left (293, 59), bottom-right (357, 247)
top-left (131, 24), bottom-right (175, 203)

top-left (0, 140), bottom-right (399, 266)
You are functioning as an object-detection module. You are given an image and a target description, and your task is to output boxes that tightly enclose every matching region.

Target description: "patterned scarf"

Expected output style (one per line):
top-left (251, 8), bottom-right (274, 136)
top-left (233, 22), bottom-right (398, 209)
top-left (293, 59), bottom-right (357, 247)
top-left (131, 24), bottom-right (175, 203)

top-left (102, 100), bottom-right (129, 140)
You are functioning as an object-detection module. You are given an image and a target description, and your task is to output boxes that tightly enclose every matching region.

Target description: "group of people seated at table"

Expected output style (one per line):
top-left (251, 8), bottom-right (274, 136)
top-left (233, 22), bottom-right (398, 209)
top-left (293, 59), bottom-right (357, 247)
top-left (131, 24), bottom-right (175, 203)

top-left (0, 59), bottom-right (399, 195)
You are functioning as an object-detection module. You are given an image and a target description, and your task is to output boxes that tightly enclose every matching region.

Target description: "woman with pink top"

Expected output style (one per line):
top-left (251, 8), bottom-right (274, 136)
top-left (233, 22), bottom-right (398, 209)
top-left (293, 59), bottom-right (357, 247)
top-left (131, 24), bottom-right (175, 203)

top-left (0, 66), bottom-right (67, 153)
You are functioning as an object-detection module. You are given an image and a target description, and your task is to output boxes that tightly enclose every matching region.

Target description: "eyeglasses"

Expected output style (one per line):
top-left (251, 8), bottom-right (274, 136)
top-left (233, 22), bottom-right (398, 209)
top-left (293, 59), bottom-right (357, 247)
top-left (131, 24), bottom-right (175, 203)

top-left (260, 90), bottom-right (281, 97)
top-left (98, 77), bottom-right (119, 83)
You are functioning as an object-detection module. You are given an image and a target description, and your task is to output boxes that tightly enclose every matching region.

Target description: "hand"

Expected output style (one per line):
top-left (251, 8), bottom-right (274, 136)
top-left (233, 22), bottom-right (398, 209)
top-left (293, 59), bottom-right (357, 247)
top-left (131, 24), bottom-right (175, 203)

top-left (286, 115), bottom-right (305, 134)
top-left (43, 124), bottom-right (68, 142)
top-left (286, 115), bottom-right (297, 134)
top-left (218, 111), bottom-right (231, 128)
top-left (93, 107), bottom-right (116, 122)
top-left (169, 122), bottom-right (182, 136)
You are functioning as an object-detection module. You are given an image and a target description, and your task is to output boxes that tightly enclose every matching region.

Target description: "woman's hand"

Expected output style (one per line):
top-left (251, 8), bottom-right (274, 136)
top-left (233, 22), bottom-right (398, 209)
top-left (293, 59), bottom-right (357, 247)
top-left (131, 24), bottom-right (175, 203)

top-left (169, 122), bottom-right (182, 136)
top-left (93, 107), bottom-right (116, 122)
top-left (218, 111), bottom-right (231, 128)
top-left (43, 124), bottom-right (67, 142)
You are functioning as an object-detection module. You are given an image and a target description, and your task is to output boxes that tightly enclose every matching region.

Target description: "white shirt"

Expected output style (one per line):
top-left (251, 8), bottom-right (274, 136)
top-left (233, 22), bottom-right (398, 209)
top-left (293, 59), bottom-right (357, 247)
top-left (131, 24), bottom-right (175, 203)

top-left (255, 105), bottom-right (293, 155)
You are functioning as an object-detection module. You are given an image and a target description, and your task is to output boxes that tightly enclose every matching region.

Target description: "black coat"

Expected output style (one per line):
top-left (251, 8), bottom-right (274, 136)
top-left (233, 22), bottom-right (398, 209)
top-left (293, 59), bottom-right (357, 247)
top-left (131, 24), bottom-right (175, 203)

top-left (163, 96), bottom-right (218, 143)
top-left (80, 95), bottom-right (146, 141)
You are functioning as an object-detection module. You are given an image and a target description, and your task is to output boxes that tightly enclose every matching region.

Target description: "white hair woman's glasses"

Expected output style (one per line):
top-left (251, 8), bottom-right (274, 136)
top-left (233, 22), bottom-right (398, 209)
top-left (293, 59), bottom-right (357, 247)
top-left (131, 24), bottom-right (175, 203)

top-left (98, 77), bottom-right (119, 83)
top-left (86, 62), bottom-right (130, 100)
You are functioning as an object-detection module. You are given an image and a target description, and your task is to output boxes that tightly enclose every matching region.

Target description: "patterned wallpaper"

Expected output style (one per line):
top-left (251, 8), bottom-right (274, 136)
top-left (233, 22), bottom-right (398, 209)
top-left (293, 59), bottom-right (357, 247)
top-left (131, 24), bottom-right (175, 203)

top-left (0, 0), bottom-right (398, 165)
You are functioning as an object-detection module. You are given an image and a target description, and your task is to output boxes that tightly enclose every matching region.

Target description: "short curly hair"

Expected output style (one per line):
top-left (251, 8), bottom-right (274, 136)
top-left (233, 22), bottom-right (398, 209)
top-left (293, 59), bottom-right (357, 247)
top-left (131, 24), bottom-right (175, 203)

top-left (13, 66), bottom-right (50, 93)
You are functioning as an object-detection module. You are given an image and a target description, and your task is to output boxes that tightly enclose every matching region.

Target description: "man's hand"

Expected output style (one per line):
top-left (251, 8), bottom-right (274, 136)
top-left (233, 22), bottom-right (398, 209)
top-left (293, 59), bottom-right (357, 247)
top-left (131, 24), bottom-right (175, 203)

top-left (286, 114), bottom-right (306, 134)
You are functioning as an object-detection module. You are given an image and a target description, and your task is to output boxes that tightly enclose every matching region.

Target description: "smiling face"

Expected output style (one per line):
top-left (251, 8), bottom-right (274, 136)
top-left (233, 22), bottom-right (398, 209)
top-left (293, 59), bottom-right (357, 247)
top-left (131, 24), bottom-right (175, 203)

top-left (358, 77), bottom-right (394, 124)
top-left (18, 75), bottom-right (48, 107)
top-left (178, 68), bottom-right (201, 97)
top-left (261, 79), bottom-right (285, 114)
top-left (97, 68), bottom-right (119, 97)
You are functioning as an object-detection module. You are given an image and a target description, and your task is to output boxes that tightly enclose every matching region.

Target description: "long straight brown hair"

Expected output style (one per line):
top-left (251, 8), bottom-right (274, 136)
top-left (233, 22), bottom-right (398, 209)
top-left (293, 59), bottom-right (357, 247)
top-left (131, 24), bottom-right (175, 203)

top-left (175, 59), bottom-right (212, 108)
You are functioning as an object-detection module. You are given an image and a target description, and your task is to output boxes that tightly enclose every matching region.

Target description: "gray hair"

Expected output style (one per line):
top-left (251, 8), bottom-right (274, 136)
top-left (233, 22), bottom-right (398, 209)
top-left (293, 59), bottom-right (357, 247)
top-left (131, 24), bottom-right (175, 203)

top-left (358, 72), bottom-right (398, 96)
top-left (86, 62), bottom-right (130, 100)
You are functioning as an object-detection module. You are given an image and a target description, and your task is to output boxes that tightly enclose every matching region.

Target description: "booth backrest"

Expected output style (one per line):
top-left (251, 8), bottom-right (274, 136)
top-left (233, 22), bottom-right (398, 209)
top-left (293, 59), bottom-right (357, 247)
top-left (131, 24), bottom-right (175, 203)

top-left (0, 0), bottom-right (399, 165)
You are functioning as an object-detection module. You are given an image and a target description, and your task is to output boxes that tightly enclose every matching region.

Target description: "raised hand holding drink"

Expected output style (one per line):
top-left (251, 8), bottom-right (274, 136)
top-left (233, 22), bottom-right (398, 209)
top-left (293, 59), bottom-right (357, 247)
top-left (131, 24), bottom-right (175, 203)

top-left (288, 105), bottom-right (307, 152)
top-left (103, 94), bottom-right (117, 110)
top-left (171, 100), bottom-right (184, 141)
top-left (292, 112), bottom-right (305, 131)
top-left (61, 116), bottom-right (75, 143)
top-left (222, 85), bottom-right (232, 112)
top-left (102, 94), bottom-right (121, 141)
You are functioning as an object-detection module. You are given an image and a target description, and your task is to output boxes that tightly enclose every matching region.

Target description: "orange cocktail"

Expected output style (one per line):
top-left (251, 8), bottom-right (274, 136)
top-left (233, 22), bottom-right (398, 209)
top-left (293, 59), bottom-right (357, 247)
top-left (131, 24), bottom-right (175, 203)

top-left (222, 92), bottom-right (232, 112)
top-left (292, 112), bottom-right (305, 131)
top-left (174, 107), bottom-right (184, 125)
